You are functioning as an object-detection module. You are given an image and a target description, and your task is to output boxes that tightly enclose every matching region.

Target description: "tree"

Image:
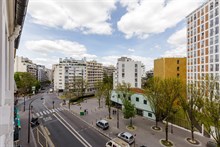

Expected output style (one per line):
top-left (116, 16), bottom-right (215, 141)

top-left (195, 76), bottom-right (220, 146)
top-left (103, 82), bottom-right (112, 119)
top-left (14, 72), bottom-right (40, 95)
top-left (95, 81), bottom-right (105, 108)
top-left (122, 98), bottom-right (136, 128)
top-left (161, 78), bottom-right (183, 145)
top-left (144, 77), bottom-right (164, 130)
top-left (179, 82), bottom-right (202, 144)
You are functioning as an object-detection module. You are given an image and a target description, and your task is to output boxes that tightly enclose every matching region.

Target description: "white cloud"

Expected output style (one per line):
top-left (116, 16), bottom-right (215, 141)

top-left (128, 48), bottom-right (135, 52)
top-left (28, 0), bottom-right (117, 35)
top-left (99, 55), bottom-right (154, 71)
top-left (163, 27), bottom-right (187, 57)
top-left (25, 39), bottom-right (97, 61)
top-left (118, 0), bottom-right (203, 39)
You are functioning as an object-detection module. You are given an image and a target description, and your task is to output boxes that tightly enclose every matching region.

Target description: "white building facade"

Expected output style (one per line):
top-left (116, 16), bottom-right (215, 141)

top-left (0, 0), bottom-right (28, 146)
top-left (53, 58), bottom-right (87, 92)
top-left (187, 0), bottom-right (220, 84)
top-left (14, 56), bottom-right (37, 78)
top-left (113, 57), bottom-right (144, 89)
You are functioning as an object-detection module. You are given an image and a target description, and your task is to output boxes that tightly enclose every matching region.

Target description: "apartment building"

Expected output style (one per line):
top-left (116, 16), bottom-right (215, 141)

top-left (103, 65), bottom-right (115, 77)
top-left (37, 65), bottom-right (48, 83)
top-left (86, 61), bottom-right (103, 94)
top-left (14, 56), bottom-right (37, 78)
top-left (0, 0), bottom-right (28, 146)
top-left (53, 58), bottom-right (87, 92)
top-left (186, 0), bottom-right (220, 84)
top-left (113, 57), bottom-right (144, 89)
top-left (154, 57), bottom-right (187, 86)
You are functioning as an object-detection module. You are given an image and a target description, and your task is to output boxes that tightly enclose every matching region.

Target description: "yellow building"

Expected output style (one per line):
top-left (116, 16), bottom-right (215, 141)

top-left (154, 57), bottom-right (187, 86)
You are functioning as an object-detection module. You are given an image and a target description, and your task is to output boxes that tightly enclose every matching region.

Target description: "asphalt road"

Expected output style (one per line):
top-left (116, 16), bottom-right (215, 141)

top-left (22, 90), bottom-right (109, 147)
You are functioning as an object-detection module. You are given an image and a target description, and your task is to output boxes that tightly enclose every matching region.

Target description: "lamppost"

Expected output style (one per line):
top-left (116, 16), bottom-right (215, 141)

top-left (117, 95), bottom-right (119, 129)
top-left (52, 101), bottom-right (55, 109)
top-left (28, 97), bottom-right (44, 143)
top-left (23, 95), bottom-right (26, 112)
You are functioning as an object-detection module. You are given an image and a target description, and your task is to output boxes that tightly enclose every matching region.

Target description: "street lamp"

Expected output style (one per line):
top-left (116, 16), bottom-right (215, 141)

top-left (117, 95), bottom-right (119, 129)
top-left (28, 97), bottom-right (44, 143)
top-left (23, 96), bottom-right (26, 112)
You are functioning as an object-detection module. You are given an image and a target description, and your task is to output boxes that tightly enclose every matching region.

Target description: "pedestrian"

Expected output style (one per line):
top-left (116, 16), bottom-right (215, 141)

top-left (84, 109), bottom-right (86, 115)
top-left (112, 109), bottom-right (114, 115)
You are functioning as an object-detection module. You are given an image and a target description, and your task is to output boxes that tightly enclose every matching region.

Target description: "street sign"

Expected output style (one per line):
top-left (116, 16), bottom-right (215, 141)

top-left (32, 86), bottom-right (36, 91)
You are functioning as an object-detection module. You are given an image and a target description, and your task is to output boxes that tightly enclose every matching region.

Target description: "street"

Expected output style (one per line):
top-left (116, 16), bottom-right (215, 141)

top-left (17, 91), bottom-right (109, 147)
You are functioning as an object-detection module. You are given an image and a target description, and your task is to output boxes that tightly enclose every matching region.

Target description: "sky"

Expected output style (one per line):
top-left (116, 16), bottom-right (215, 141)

top-left (17, 0), bottom-right (206, 71)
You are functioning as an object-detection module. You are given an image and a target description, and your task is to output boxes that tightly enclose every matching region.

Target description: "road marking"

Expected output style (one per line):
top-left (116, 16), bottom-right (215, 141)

top-left (53, 114), bottom-right (91, 147)
top-left (52, 109), bottom-right (55, 112)
top-left (55, 108), bottom-right (59, 112)
top-left (57, 108), bottom-right (61, 111)
top-left (36, 113), bottom-right (40, 117)
top-left (55, 113), bottom-right (92, 147)
top-left (40, 112), bottom-right (43, 116)
top-left (46, 110), bottom-right (50, 114)
top-left (43, 111), bottom-right (46, 115)
top-left (49, 110), bottom-right (53, 113)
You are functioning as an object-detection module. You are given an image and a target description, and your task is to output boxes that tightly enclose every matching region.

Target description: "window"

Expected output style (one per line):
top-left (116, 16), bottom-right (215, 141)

top-left (135, 64), bottom-right (137, 67)
top-left (210, 2), bottom-right (214, 10)
top-left (135, 83), bottom-right (138, 87)
top-left (216, 64), bottom-right (219, 71)
top-left (135, 73), bottom-right (137, 77)
top-left (210, 46), bottom-right (214, 54)
top-left (177, 67), bottom-right (180, 71)
top-left (210, 20), bottom-right (214, 28)
top-left (215, 35), bottom-right (219, 44)
top-left (122, 64), bottom-right (125, 67)
top-left (128, 97), bottom-right (131, 101)
top-left (122, 73), bottom-right (125, 78)
top-left (215, 26), bottom-right (219, 34)
top-left (177, 60), bottom-right (179, 64)
top-left (211, 11), bottom-right (214, 19)
top-left (216, 0), bottom-right (219, 6)
top-left (122, 69), bottom-right (125, 72)
top-left (210, 37), bottom-right (214, 45)
top-left (211, 64), bottom-right (214, 71)
top-left (143, 100), bottom-right (147, 105)
top-left (177, 73), bottom-right (180, 78)
top-left (215, 17), bottom-right (219, 25)
top-left (135, 69), bottom-right (137, 72)
top-left (118, 94), bottom-right (120, 98)
top-left (215, 54), bottom-right (219, 62)
top-left (210, 55), bottom-right (214, 62)
top-left (148, 113), bottom-right (152, 117)
top-left (215, 8), bottom-right (219, 16)
top-left (215, 45), bottom-right (219, 53)
top-left (136, 97), bottom-right (139, 102)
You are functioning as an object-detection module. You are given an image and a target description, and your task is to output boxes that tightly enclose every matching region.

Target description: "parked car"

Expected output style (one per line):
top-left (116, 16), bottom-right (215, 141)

top-left (117, 132), bottom-right (134, 144)
top-left (106, 138), bottom-right (130, 147)
top-left (96, 119), bottom-right (109, 130)
top-left (206, 141), bottom-right (217, 147)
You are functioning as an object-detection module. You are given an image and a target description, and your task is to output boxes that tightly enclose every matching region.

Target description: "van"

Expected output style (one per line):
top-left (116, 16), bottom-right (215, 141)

top-left (106, 138), bottom-right (130, 147)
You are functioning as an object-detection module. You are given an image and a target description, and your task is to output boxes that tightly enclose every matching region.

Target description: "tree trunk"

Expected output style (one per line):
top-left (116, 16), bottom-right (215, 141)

top-left (98, 98), bottom-right (101, 108)
top-left (191, 123), bottom-right (195, 142)
top-left (165, 121), bottom-right (168, 142)
top-left (155, 117), bottom-right (158, 128)
top-left (108, 106), bottom-right (111, 119)
top-left (130, 117), bottom-right (133, 127)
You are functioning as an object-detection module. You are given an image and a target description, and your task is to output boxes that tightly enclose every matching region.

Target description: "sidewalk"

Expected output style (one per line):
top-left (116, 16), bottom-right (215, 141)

top-left (63, 97), bottom-right (212, 147)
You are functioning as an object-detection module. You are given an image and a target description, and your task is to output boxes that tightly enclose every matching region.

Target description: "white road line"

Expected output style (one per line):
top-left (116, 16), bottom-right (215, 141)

top-left (55, 108), bottom-right (59, 112)
top-left (53, 114), bottom-right (91, 147)
top-left (36, 113), bottom-right (40, 117)
top-left (49, 110), bottom-right (53, 113)
top-left (55, 113), bottom-right (92, 147)
top-left (57, 108), bottom-right (61, 111)
top-left (46, 110), bottom-right (50, 114)
top-left (52, 109), bottom-right (55, 112)
top-left (40, 112), bottom-right (43, 116)
top-left (43, 111), bottom-right (47, 115)
top-left (60, 108), bottom-right (64, 111)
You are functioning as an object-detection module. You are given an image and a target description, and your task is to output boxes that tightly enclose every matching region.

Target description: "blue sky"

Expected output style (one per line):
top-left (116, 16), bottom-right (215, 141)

top-left (17, 0), bottom-right (205, 71)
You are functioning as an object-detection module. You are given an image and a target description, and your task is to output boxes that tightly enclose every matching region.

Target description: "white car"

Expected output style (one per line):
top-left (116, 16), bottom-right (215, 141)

top-left (117, 132), bottom-right (134, 145)
top-left (106, 138), bottom-right (130, 147)
top-left (96, 119), bottom-right (109, 130)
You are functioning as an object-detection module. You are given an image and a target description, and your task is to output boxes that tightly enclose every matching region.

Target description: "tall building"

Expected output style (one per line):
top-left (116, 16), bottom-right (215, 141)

top-left (103, 65), bottom-right (115, 77)
top-left (0, 0), bottom-right (28, 146)
top-left (14, 56), bottom-right (37, 78)
top-left (154, 57), bottom-right (187, 86)
top-left (53, 58), bottom-right (87, 92)
top-left (113, 57), bottom-right (144, 89)
top-left (37, 65), bottom-right (48, 83)
top-left (186, 0), bottom-right (220, 85)
top-left (86, 61), bottom-right (103, 94)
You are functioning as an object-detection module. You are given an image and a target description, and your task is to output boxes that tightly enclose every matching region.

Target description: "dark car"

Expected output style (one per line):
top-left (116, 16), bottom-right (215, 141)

top-left (206, 141), bottom-right (217, 147)
top-left (96, 119), bottom-right (109, 130)
top-left (31, 117), bottom-right (39, 128)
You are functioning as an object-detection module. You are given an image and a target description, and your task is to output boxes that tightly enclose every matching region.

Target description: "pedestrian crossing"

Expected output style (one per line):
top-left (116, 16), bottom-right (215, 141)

top-left (35, 107), bottom-right (67, 117)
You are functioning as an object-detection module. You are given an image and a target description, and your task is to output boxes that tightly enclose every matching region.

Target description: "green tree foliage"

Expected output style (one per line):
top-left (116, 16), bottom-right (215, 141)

top-left (116, 82), bottom-right (132, 99)
top-left (161, 78), bottom-right (183, 142)
top-left (14, 72), bottom-right (40, 95)
top-left (195, 76), bottom-right (220, 146)
top-left (144, 77), bottom-right (164, 129)
top-left (122, 98), bottom-right (136, 127)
